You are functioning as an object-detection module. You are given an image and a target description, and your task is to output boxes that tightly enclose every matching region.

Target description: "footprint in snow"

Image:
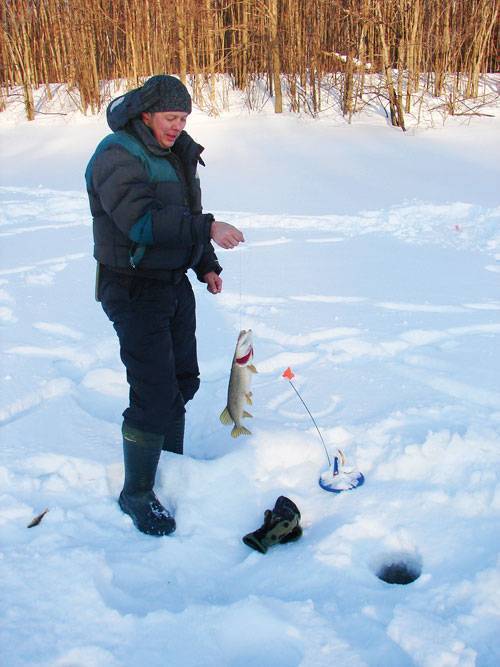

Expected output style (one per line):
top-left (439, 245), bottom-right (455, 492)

top-left (0, 283), bottom-right (16, 324)
top-left (33, 321), bottom-right (83, 341)
top-left (75, 368), bottom-right (127, 425)
top-left (377, 301), bottom-right (467, 314)
top-left (0, 377), bottom-right (73, 426)
top-left (0, 306), bottom-right (17, 325)
top-left (305, 236), bottom-right (346, 243)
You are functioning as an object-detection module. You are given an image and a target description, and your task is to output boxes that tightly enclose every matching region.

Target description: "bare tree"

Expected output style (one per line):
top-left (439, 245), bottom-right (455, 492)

top-left (1, 0), bottom-right (497, 122)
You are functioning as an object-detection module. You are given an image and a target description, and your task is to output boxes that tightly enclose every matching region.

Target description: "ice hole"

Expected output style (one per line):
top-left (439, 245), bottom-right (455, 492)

top-left (372, 550), bottom-right (422, 585)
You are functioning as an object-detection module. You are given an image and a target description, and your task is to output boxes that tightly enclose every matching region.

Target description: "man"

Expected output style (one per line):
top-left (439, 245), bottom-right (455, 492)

top-left (85, 75), bottom-right (244, 537)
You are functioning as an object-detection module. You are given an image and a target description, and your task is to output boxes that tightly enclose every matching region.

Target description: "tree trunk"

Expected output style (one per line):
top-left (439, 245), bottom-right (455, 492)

top-left (375, 3), bottom-right (405, 130)
top-left (175, 2), bottom-right (188, 83)
top-left (269, 0), bottom-right (283, 113)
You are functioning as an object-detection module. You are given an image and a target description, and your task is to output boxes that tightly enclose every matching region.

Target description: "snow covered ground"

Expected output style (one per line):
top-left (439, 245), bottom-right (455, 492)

top-left (1, 85), bottom-right (499, 667)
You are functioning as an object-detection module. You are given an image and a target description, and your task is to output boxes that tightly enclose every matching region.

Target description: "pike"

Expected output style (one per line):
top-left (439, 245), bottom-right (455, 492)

top-left (220, 329), bottom-right (257, 437)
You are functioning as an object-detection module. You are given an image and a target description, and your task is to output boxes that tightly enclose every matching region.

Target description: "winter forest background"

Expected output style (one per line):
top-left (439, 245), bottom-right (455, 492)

top-left (1, 1), bottom-right (500, 667)
top-left (1, 0), bottom-right (498, 125)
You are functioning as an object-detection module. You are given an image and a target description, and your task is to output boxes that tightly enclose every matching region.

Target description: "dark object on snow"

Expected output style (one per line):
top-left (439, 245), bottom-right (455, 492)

top-left (119, 423), bottom-right (176, 536)
top-left (243, 496), bottom-right (302, 554)
top-left (27, 508), bottom-right (49, 528)
top-left (377, 561), bottom-right (421, 585)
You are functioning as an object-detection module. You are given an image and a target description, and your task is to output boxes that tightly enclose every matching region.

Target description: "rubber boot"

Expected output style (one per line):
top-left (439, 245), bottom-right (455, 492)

top-left (118, 423), bottom-right (176, 536)
top-left (162, 414), bottom-right (185, 454)
top-left (242, 496), bottom-right (302, 554)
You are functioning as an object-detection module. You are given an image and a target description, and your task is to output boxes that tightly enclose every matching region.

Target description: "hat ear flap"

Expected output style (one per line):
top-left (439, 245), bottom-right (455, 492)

top-left (106, 87), bottom-right (143, 131)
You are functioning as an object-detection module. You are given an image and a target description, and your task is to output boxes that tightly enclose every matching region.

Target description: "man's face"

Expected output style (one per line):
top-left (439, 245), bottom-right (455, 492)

top-left (141, 111), bottom-right (188, 148)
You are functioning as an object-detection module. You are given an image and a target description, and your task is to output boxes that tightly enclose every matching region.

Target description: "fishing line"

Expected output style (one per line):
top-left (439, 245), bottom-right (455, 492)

top-left (238, 241), bottom-right (243, 331)
top-left (286, 377), bottom-right (332, 467)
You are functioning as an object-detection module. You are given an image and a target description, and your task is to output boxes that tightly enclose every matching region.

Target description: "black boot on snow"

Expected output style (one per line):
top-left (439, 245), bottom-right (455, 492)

top-left (119, 423), bottom-right (176, 536)
top-left (162, 414), bottom-right (185, 454)
top-left (242, 496), bottom-right (302, 554)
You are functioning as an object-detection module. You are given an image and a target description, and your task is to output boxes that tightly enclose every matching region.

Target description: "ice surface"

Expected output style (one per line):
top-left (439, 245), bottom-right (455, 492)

top-left (1, 85), bottom-right (499, 666)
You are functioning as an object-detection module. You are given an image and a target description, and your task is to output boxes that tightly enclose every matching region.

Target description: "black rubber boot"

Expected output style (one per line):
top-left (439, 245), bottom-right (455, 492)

top-left (162, 414), bottom-right (185, 454)
top-left (119, 423), bottom-right (176, 536)
top-left (242, 496), bottom-right (302, 554)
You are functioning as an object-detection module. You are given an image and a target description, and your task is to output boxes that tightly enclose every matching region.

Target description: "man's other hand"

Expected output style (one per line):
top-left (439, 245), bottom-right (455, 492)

top-left (211, 221), bottom-right (244, 249)
top-left (203, 271), bottom-right (223, 294)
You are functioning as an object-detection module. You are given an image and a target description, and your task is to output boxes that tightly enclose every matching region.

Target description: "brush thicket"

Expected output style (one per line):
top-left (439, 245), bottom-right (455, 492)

top-left (1, 0), bottom-right (498, 122)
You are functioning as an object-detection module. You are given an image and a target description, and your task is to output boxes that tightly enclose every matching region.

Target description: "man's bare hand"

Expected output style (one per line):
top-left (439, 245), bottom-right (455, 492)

top-left (203, 271), bottom-right (223, 294)
top-left (211, 221), bottom-right (244, 249)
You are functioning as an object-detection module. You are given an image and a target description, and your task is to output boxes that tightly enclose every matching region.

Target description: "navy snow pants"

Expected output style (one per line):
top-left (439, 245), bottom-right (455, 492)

top-left (99, 265), bottom-right (200, 434)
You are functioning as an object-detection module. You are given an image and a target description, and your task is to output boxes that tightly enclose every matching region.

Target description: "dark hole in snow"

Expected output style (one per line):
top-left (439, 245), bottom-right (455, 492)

top-left (374, 551), bottom-right (422, 585)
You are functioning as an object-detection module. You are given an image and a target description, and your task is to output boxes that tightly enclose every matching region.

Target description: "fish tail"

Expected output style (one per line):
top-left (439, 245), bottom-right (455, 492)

top-left (231, 425), bottom-right (252, 438)
top-left (220, 407), bottom-right (233, 425)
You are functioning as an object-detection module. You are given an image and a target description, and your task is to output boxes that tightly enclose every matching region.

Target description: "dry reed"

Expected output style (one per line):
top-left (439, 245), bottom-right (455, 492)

top-left (1, 0), bottom-right (498, 125)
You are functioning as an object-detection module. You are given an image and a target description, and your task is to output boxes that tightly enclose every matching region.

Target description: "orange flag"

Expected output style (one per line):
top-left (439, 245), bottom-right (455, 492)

top-left (282, 367), bottom-right (295, 381)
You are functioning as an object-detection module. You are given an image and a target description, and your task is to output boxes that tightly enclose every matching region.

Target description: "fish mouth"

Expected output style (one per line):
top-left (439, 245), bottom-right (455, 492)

top-left (237, 329), bottom-right (253, 345)
top-left (236, 346), bottom-right (253, 365)
top-left (235, 329), bottom-right (253, 365)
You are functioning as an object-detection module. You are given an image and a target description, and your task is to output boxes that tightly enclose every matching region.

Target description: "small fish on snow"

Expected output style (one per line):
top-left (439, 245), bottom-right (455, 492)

top-left (220, 329), bottom-right (257, 437)
top-left (27, 508), bottom-right (49, 528)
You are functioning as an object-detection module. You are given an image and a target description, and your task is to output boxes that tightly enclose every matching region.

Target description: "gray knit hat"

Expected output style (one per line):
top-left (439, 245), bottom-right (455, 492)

top-left (141, 75), bottom-right (192, 114)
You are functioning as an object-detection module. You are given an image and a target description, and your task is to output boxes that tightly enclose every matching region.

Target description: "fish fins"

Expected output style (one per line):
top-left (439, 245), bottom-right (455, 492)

top-left (231, 425), bottom-right (252, 438)
top-left (220, 407), bottom-right (233, 425)
top-left (243, 411), bottom-right (253, 419)
top-left (248, 364), bottom-right (258, 374)
top-left (245, 392), bottom-right (253, 405)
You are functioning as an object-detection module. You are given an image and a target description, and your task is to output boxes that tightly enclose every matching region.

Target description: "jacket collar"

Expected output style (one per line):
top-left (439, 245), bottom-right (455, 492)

top-left (126, 120), bottom-right (205, 171)
top-left (128, 118), bottom-right (172, 157)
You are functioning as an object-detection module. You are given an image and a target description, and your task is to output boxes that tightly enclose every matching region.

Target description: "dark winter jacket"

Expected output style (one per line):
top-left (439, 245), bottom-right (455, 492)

top-left (85, 112), bottom-right (221, 282)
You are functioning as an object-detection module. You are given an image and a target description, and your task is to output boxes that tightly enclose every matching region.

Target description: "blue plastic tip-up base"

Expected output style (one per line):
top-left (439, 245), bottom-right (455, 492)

top-left (318, 466), bottom-right (365, 493)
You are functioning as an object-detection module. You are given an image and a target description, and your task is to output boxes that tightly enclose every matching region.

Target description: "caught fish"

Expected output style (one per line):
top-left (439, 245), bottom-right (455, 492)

top-left (220, 329), bottom-right (257, 437)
